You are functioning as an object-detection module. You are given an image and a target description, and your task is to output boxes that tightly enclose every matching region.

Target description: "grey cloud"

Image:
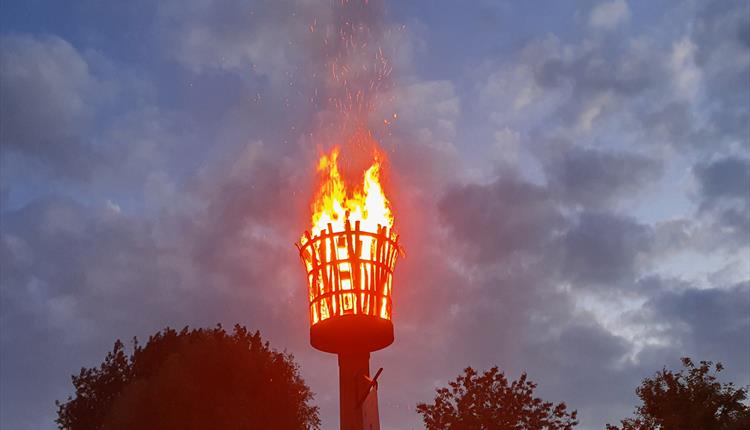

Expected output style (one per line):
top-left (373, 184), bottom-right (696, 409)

top-left (424, 170), bottom-right (650, 428)
top-left (693, 156), bottom-right (750, 248)
top-left (545, 146), bottom-right (664, 210)
top-left (481, 0), bottom-right (748, 155)
top-left (157, 0), bottom-right (391, 102)
top-left (641, 280), bottom-right (750, 386)
top-left (588, 0), bottom-right (630, 31)
top-left (390, 176), bottom-right (638, 428)
top-left (0, 136), bottom-right (319, 429)
top-left (1, 196), bottom-right (180, 429)
top-left (692, 0), bottom-right (750, 67)
top-left (378, 80), bottom-right (462, 190)
top-left (535, 48), bottom-right (654, 97)
top-left (640, 101), bottom-right (712, 149)
top-left (523, 319), bottom-right (635, 417)
top-left (557, 212), bottom-right (653, 287)
top-left (527, 35), bottom-right (662, 133)
top-left (0, 196), bottom-right (197, 341)
top-left (0, 34), bottom-right (172, 189)
top-left (691, 0), bottom-right (750, 148)
top-left (418, 179), bottom-right (678, 429)
top-left (479, 31), bottom-right (660, 146)
top-left (438, 175), bottom-right (564, 264)
top-left (694, 157), bottom-right (750, 204)
top-left (382, 81), bottom-right (459, 154)
top-left (440, 145), bottom-right (673, 300)
top-left (0, 35), bottom-right (109, 178)
top-left (157, 0), bottom-right (323, 77)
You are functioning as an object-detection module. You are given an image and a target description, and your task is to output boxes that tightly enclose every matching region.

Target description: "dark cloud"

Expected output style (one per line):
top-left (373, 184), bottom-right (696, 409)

top-left (481, 0), bottom-right (749, 156)
top-left (556, 212), bottom-right (653, 287)
top-left (0, 35), bottom-right (110, 178)
top-left (690, 0), bottom-right (750, 149)
top-left (535, 47), bottom-right (655, 97)
top-left (693, 156), bottom-right (750, 248)
top-left (156, 0), bottom-right (395, 115)
top-left (640, 101), bottom-right (712, 150)
top-left (694, 157), bottom-right (750, 204)
top-left (692, 0), bottom-right (750, 67)
top-left (522, 319), bottom-right (640, 425)
top-left (545, 146), bottom-right (663, 210)
top-left (1, 197), bottom-right (179, 428)
top-left (438, 175), bottom-right (563, 264)
top-left (640, 280), bottom-right (750, 386)
top-left (0, 164), bottom-right (315, 429)
top-left (157, 0), bottom-right (327, 78)
top-left (414, 168), bottom-right (731, 428)
top-left (521, 32), bottom-right (664, 134)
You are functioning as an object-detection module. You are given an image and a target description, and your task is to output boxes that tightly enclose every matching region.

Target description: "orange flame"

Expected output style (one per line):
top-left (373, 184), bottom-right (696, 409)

top-left (308, 146), bottom-right (393, 239)
top-left (298, 130), bottom-right (399, 325)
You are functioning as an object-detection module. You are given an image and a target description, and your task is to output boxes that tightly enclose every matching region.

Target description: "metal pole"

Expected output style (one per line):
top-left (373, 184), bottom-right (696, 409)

top-left (337, 351), bottom-right (372, 430)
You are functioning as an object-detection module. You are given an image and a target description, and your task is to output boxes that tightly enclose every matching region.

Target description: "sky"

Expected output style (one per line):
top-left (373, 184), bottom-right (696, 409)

top-left (1, 0), bottom-right (749, 429)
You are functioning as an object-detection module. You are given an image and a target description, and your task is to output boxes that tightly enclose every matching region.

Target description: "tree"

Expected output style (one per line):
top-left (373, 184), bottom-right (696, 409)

top-left (606, 357), bottom-right (750, 430)
top-left (416, 367), bottom-right (578, 430)
top-left (56, 325), bottom-right (320, 430)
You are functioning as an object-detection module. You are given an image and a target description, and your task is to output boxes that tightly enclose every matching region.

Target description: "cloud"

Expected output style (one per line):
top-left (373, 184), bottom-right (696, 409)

top-left (589, 0), bottom-right (631, 31)
top-left (0, 143), bottom-right (315, 428)
top-left (694, 157), bottom-right (750, 204)
top-left (417, 165), bottom-right (745, 428)
top-left (478, 28), bottom-right (663, 152)
top-left (522, 319), bottom-right (641, 426)
top-left (438, 175), bottom-right (563, 264)
top-left (478, 0), bottom-right (748, 159)
top-left (669, 37), bottom-right (702, 101)
top-left (544, 146), bottom-right (663, 210)
top-left (640, 280), bottom-right (750, 386)
top-left (157, 0), bottom-right (326, 79)
top-left (377, 79), bottom-right (462, 191)
top-left (690, 0), bottom-right (750, 150)
top-left (0, 35), bottom-right (110, 179)
top-left (692, 156), bottom-right (750, 248)
top-left (383, 81), bottom-right (459, 154)
top-left (1, 197), bottom-right (177, 428)
top-left (156, 0), bottom-right (399, 111)
top-left (556, 212), bottom-right (653, 287)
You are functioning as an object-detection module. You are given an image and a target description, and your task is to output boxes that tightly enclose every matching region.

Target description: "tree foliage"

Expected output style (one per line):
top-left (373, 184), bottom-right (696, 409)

top-left (606, 357), bottom-right (750, 430)
top-left (56, 325), bottom-right (320, 430)
top-left (416, 367), bottom-right (578, 430)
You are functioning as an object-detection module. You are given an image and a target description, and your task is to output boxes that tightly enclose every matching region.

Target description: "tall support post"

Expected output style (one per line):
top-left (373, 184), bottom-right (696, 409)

top-left (337, 351), bottom-right (373, 430)
top-left (298, 226), bottom-right (399, 430)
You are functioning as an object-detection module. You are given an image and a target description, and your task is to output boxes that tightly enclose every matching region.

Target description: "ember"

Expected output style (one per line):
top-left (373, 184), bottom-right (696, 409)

top-left (295, 1), bottom-right (402, 428)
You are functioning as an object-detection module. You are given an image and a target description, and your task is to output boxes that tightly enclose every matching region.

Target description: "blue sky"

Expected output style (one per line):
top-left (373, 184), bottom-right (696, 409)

top-left (1, 1), bottom-right (749, 429)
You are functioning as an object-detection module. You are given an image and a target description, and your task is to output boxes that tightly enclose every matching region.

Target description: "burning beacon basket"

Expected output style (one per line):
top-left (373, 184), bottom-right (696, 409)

top-left (297, 220), bottom-right (402, 353)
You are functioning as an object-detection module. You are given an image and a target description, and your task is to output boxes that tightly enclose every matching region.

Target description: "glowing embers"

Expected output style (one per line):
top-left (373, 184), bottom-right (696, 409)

top-left (298, 220), bottom-right (400, 326)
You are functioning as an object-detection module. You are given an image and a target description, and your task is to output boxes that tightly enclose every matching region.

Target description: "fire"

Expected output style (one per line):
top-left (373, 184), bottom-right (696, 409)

top-left (296, 1), bottom-right (401, 333)
top-left (298, 130), bottom-right (401, 327)
top-left (309, 146), bottom-right (393, 239)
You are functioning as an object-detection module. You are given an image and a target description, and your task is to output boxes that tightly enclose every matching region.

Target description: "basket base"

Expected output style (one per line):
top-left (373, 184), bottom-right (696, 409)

top-left (310, 315), bottom-right (394, 353)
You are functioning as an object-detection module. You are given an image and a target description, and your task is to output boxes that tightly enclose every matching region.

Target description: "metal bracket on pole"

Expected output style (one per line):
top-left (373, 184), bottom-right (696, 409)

top-left (358, 367), bottom-right (383, 406)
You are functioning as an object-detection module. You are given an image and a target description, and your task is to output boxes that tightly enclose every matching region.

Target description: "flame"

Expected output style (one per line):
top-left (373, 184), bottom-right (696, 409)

top-left (308, 144), bottom-right (393, 239)
top-left (298, 129), bottom-right (399, 325)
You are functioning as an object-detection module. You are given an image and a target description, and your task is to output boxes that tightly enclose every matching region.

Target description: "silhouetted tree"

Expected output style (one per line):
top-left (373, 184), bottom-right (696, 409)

top-left (606, 357), bottom-right (750, 430)
top-left (416, 367), bottom-right (578, 430)
top-left (56, 325), bottom-right (320, 430)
